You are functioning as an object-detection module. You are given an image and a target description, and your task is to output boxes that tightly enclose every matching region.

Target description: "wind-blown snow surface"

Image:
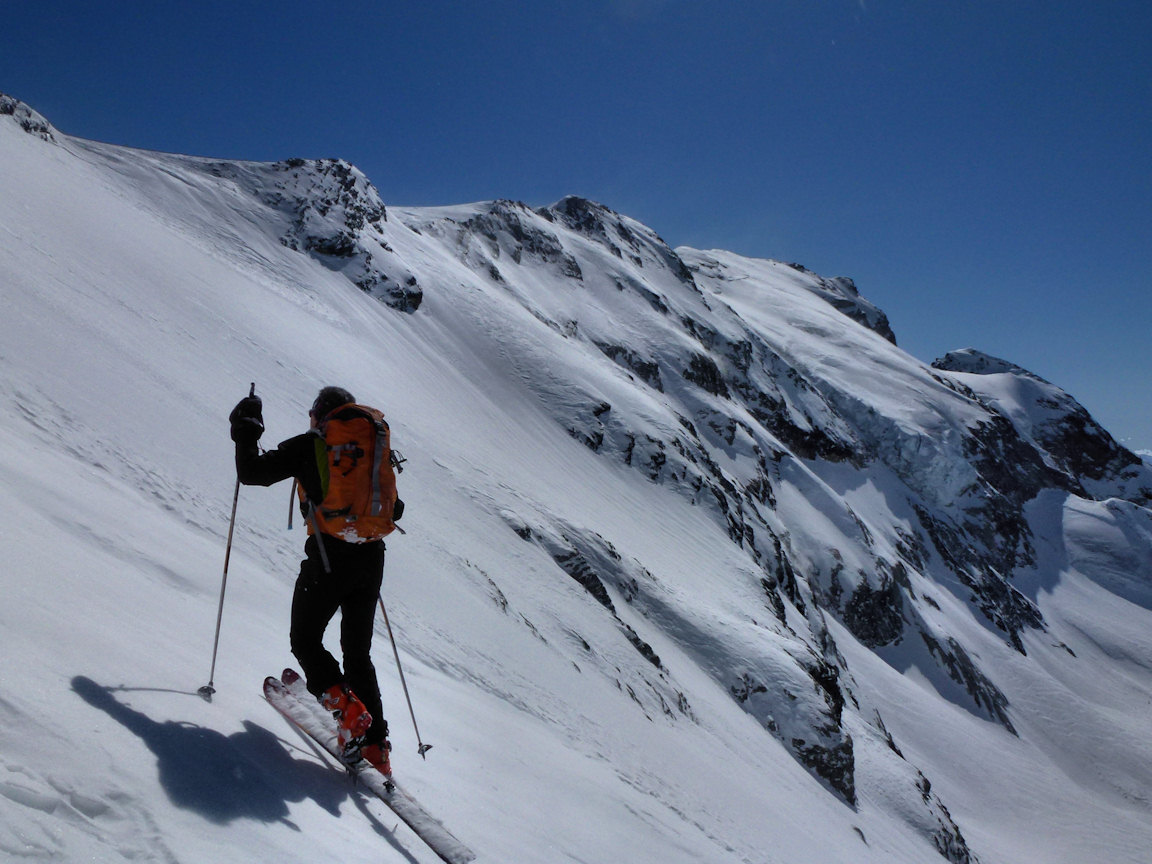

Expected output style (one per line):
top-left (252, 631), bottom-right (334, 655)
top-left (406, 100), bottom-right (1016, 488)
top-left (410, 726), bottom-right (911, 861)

top-left (2, 93), bottom-right (1152, 863)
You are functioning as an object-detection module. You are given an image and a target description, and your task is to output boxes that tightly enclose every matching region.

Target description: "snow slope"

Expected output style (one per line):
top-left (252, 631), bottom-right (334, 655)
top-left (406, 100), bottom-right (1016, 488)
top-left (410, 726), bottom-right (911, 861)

top-left (2, 93), bottom-right (1151, 863)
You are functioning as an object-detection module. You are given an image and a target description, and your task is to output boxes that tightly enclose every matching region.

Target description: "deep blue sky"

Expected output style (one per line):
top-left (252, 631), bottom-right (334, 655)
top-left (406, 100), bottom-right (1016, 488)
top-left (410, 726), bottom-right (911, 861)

top-left (4, 1), bottom-right (1149, 450)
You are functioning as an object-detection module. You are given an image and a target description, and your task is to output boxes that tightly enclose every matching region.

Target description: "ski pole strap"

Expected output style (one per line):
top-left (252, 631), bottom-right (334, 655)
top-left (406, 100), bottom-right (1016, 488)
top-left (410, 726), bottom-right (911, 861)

top-left (288, 479), bottom-right (298, 530)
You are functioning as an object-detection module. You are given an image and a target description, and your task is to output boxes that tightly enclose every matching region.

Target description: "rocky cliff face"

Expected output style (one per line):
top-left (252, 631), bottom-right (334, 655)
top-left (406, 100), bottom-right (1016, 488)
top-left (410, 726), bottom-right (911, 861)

top-left (370, 196), bottom-right (1148, 861)
top-left (933, 348), bottom-right (1149, 500)
top-left (351, 196), bottom-right (1147, 838)
top-left (204, 157), bottom-right (425, 313)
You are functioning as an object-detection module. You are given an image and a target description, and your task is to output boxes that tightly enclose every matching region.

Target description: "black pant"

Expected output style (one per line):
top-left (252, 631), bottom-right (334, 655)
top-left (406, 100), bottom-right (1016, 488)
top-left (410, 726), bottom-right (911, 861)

top-left (290, 534), bottom-right (387, 744)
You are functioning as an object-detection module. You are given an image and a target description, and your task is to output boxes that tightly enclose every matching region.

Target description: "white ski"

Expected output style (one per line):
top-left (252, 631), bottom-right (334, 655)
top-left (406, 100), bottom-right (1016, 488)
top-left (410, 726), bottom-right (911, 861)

top-left (264, 669), bottom-right (476, 864)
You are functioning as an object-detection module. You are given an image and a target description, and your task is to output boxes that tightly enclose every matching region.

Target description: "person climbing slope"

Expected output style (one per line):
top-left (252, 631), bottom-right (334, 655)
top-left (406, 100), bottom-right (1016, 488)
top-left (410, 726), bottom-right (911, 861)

top-left (229, 385), bottom-right (403, 775)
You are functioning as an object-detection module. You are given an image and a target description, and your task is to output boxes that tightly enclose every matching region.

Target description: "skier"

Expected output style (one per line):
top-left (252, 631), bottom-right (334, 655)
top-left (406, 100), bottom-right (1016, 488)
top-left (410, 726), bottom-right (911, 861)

top-left (229, 385), bottom-right (396, 774)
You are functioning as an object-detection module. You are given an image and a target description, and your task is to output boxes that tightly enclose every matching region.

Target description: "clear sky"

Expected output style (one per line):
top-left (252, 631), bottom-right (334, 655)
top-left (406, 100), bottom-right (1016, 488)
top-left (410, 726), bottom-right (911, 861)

top-left (3, 1), bottom-right (1149, 451)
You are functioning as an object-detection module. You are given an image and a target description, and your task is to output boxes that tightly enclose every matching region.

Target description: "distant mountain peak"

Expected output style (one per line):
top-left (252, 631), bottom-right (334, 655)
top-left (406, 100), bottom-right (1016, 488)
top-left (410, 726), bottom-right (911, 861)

top-left (540, 195), bottom-right (698, 286)
top-left (0, 92), bottom-right (56, 141)
top-left (933, 348), bottom-right (1040, 379)
top-left (935, 349), bottom-right (1148, 499)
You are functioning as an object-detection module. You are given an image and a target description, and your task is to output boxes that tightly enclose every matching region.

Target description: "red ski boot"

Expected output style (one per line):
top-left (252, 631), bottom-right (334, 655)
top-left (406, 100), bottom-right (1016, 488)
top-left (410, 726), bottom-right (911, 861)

top-left (361, 739), bottom-right (392, 777)
top-left (319, 684), bottom-right (373, 758)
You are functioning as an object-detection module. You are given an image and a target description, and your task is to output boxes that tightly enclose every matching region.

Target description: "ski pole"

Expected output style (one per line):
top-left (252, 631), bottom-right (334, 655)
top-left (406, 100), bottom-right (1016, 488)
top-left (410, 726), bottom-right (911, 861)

top-left (378, 592), bottom-right (432, 758)
top-left (199, 382), bottom-right (255, 702)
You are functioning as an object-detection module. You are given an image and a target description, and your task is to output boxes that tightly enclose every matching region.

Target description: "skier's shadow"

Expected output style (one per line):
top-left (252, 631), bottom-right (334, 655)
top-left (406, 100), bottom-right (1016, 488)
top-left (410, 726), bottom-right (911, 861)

top-left (70, 676), bottom-right (417, 860)
top-left (71, 675), bottom-right (343, 826)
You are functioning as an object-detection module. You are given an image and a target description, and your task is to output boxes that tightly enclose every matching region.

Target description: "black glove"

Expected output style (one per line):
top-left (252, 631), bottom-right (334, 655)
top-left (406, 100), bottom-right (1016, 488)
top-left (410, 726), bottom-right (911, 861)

top-left (229, 395), bottom-right (264, 443)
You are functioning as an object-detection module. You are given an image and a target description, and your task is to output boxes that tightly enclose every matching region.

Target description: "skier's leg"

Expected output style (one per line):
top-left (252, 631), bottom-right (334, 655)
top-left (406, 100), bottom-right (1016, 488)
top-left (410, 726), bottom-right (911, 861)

top-left (290, 536), bottom-right (343, 697)
top-left (340, 542), bottom-right (387, 743)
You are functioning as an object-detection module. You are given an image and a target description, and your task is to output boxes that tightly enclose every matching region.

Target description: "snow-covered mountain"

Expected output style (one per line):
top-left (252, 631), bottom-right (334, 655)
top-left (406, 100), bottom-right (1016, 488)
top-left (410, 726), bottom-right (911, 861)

top-left (3, 91), bottom-right (1152, 863)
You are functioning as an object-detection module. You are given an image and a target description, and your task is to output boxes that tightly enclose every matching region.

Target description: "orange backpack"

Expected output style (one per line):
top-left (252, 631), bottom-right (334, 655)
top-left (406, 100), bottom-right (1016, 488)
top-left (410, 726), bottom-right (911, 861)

top-left (301, 403), bottom-right (399, 542)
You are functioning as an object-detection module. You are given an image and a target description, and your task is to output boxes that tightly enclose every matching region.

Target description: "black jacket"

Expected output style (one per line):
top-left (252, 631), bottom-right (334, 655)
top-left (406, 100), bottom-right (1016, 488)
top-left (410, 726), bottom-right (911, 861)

top-left (235, 431), bottom-right (325, 504)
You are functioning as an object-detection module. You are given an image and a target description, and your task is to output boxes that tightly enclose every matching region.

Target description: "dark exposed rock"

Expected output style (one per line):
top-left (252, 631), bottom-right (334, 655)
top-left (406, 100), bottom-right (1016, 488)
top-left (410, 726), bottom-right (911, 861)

top-left (934, 348), bottom-right (1146, 500)
top-left (913, 504), bottom-right (1043, 653)
top-left (683, 353), bottom-right (730, 398)
top-left (760, 577), bottom-right (789, 625)
top-left (539, 532), bottom-right (662, 671)
top-left (0, 93), bottom-right (56, 141)
top-left (552, 547), bottom-right (615, 611)
top-left (595, 342), bottom-right (664, 391)
top-left (541, 196), bottom-right (699, 288)
top-left (221, 156), bottom-right (423, 313)
top-left (460, 200), bottom-right (583, 280)
top-left (920, 632), bottom-right (1016, 734)
top-left (842, 572), bottom-right (905, 648)
top-left (793, 735), bottom-right (856, 805)
top-left (916, 772), bottom-right (978, 864)
top-left (809, 275), bottom-right (897, 344)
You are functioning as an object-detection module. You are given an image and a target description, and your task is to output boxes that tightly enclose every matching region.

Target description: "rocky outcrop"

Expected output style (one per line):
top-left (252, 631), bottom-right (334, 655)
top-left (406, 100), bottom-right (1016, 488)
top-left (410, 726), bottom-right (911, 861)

top-left (934, 349), bottom-right (1149, 501)
top-left (264, 158), bottom-right (422, 313)
top-left (0, 93), bottom-right (57, 141)
top-left (200, 156), bottom-right (423, 312)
